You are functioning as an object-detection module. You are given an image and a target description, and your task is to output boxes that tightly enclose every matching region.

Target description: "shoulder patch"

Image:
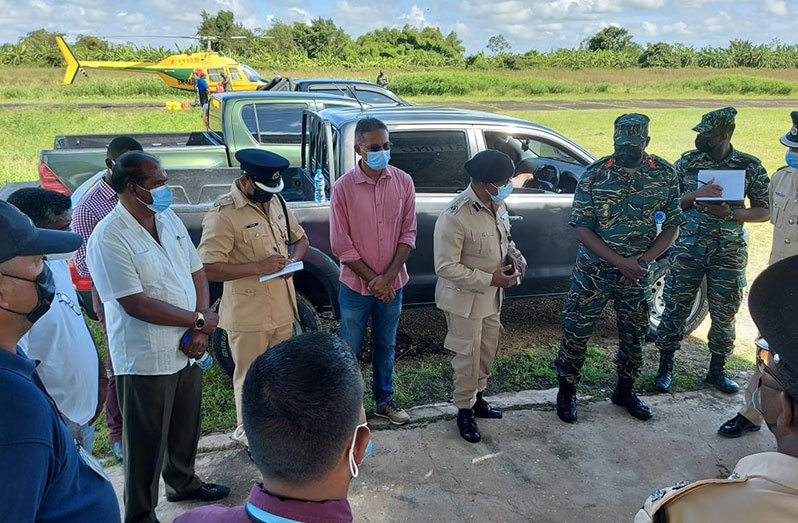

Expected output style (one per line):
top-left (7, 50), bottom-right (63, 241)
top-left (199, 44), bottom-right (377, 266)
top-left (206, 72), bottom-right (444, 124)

top-left (447, 196), bottom-right (470, 215)
top-left (648, 154), bottom-right (675, 170)
top-left (585, 155), bottom-right (613, 172)
top-left (212, 194), bottom-right (234, 209)
top-left (642, 475), bottom-right (748, 518)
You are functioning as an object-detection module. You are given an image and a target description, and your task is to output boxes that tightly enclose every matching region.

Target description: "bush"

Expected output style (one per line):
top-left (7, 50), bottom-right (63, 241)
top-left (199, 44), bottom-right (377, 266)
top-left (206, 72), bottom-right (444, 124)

top-left (639, 43), bottom-right (681, 68)
top-left (659, 75), bottom-right (795, 96)
top-left (389, 71), bottom-right (610, 97)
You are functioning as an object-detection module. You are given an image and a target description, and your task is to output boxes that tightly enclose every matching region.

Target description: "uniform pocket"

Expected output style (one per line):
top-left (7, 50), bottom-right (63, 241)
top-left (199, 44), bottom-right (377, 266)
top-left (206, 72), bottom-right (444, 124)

top-left (443, 333), bottom-right (474, 355)
top-left (242, 226), bottom-right (271, 260)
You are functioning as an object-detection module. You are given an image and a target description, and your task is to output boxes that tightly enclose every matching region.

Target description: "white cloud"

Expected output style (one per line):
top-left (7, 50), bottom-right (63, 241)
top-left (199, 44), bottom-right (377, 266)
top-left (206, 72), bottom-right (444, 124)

top-left (662, 21), bottom-right (689, 35)
top-left (286, 7), bottom-right (313, 24)
top-left (399, 5), bottom-right (429, 29)
top-left (764, 0), bottom-right (787, 16)
top-left (641, 21), bottom-right (658, 36)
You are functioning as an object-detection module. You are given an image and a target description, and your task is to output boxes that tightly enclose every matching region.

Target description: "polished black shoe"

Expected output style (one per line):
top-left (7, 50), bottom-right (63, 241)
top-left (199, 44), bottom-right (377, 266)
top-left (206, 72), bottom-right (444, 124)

top-left (717, 413), bottom-right (761, 439)
top-left (457, 408), bottom-right (481, 443)
top-left (704, 354), bottom-right (739, 394)
top-left (611, 377), bottom-right (653, 421)
top-left (473, 392), bottom-right (503, 419)
top-left (166, 482), bottom-right (231, 503)
top-left (556, 379), bottom-right (578, 423)
top-left (653, 351), bottom-right (675, 393)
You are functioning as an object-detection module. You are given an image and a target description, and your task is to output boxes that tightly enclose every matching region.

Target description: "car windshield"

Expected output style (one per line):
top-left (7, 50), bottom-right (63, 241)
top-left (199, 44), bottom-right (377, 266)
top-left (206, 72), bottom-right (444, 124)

top-left (240, 63), bottom-right (266, 83)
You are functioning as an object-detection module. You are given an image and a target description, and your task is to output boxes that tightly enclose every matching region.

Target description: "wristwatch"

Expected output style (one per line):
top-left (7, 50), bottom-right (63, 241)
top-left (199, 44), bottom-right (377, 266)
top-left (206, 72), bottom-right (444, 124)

top-left (193, 312), bottom-right (206, 331)
top-left (726, 208), bottom-right (735, 221)
top-left (637, 258), bottom-right (649, 272)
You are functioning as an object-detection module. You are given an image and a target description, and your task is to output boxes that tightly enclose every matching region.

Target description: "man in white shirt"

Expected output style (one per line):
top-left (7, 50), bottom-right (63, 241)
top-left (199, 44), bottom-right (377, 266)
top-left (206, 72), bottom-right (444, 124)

top-left (87, 152), bottom-right (229, 523)
top-left (8, 188), bottom-right (105, 452)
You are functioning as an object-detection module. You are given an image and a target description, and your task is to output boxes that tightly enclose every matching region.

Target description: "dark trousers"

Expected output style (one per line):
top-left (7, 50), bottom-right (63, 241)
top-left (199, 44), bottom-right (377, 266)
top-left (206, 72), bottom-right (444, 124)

top-left (117, 364), bottom-right (203, 523)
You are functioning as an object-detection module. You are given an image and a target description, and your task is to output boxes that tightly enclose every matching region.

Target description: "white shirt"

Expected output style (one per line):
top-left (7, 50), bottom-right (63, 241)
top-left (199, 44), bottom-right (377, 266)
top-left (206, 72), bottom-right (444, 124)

top-left (87, 204), bottom-right (203, 376)
top-left (17, 260), bottom-right (99, 425)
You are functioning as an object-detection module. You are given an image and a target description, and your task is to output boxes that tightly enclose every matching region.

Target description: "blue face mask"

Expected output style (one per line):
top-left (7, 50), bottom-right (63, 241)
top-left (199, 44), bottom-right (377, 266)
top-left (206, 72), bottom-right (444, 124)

top-left (786, 150), bottom-right (798, 169)
top-left (136, 184), bottom-right (173, 213)
top-left (365, 150), bottom-right (390, 171)
top-left (489, 181), bottom-right (514, 202)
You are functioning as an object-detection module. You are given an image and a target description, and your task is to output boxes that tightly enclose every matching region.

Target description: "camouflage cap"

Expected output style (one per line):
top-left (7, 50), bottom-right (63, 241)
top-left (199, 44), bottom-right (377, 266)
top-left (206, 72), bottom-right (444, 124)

top-left (613, 113), bottom-right (650, 146)
top-left (693, 107), bottom-right (737, 133)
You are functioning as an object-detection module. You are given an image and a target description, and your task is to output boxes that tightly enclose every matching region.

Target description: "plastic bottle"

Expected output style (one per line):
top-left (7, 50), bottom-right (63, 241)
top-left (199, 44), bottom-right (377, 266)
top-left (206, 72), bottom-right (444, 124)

top-left (183, 334), bottom-right (213, 370)
top-left (314, 168), bottom-right (326, 203)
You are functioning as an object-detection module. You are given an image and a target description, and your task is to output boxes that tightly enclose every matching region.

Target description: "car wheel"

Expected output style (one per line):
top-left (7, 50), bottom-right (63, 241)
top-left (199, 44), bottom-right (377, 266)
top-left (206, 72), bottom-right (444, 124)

top-left (211, 292), bottom-right (322, 378)
top-left (646, 261), bottom-right (709, 342)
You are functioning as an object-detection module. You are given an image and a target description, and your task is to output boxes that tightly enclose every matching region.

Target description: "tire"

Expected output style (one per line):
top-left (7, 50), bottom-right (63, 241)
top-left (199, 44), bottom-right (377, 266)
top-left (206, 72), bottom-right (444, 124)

top-left (211, 291), bottom-right (322, 378)
top-left (646, 260), bottom-right (709, 341)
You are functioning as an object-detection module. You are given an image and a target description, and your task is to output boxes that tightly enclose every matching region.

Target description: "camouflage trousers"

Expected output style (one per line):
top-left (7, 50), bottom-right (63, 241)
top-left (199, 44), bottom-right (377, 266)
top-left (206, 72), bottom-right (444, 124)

top-left (656, 239), bottom-right (747, 357)
top-left (556, 253), bottom-right (652, 384)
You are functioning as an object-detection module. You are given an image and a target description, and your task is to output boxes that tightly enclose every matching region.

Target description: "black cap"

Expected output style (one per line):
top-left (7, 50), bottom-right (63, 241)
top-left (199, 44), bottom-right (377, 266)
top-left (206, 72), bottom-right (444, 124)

top-left (749, 255), bottom-right (798, 373)
top-left (464, 150), bottom-right (515, 184)
top-left (0, 200), bottom-right (82, 264)
top-left (780, 111), bottom-right (798, 148)
top-left (235, 149), bottom-right (289, 193)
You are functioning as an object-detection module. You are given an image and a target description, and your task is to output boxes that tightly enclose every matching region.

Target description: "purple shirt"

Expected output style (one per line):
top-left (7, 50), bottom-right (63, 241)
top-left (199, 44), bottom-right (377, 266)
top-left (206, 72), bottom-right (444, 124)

top-left (174, 483), bottom-right (353, 523)
top-left (73, 175), bottom-right (118, 278)
top-left (329, 161), bottom-right (417, 296)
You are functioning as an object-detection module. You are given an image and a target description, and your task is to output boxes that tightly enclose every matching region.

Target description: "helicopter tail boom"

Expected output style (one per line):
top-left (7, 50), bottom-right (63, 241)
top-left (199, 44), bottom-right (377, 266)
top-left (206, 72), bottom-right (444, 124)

top-left (56, 36), bottom-right (81, 85)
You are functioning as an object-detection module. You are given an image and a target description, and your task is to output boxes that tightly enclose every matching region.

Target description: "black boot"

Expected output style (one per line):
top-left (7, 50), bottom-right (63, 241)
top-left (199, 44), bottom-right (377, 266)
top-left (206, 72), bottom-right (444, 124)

top-left (704, 354), bottom-right (739, 394)
top-left (718, 413), bottom-right (761, 438)
top-left (653, 351), bottom-right (675, 393)
top-left (611, 377), bottom-right (653, 421)
top-left (556, 378), bottom-right (578, 423)
top-left (457, 408), bottom-right (481, 443)
top-left (473, 392), bottom-right (503, 419)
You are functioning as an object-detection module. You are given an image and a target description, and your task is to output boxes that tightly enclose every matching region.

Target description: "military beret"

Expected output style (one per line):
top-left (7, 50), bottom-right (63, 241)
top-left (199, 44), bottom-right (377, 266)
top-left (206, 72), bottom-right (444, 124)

top-left (748, 254), bottom-right (798, 383)
top-left (693, 107), bottom-right (737, 133)
top-left (235, 149), bottom-right (289, 193)
top-left (464, 150), bottom-right (515, 183)
top-left (780, 111), bottom-right (798, 148)
top-left (613, 113), bottom-right (649, 146)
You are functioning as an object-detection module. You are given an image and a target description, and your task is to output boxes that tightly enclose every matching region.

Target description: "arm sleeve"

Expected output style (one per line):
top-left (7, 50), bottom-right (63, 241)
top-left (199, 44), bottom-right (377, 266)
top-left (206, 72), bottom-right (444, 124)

top-left (673, 158), bottom-right (687, 195)
top-left (747, 163), bottom-right (770, 209)
top-left (86, 228), bottom-right (143, 302)
top-left (197, 210), bottom-right (235, 265)
top-left (286, 205), bottom-right (306, 244)
top-left (433, 213), bottom-right (492, 293)
top-left (329, 181), bottom-right (361, 263)
top-left (0, 442), bottom-right (50, 520)
top-left (663, 170), bottom-right (687, 229)
top-left (769, 171), bottom-right (777, 224)
top-left (398, 175), bottom-right (417, 248)
top-left (568, 173), bottom-right (596, 229)
top-left (71, 206), bottom-right (98, 278)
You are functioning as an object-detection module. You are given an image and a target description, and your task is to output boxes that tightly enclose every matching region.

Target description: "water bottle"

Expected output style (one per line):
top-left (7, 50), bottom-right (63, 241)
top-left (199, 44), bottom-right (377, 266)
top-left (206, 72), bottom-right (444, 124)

top-left (654, 211), bottom-right (666, 236)
top-left (314, 168), bottom-right (326, 203)
top-left (183, 334), bottom-right (213, 370)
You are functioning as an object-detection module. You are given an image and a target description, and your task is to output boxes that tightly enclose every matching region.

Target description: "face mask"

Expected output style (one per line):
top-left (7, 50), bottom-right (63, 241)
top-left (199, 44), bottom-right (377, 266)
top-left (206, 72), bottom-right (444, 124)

top-left (365, 150), bottom-right (391, 171)
top-left (786, 150), bottom-right (798, 169)
top-left (489, 181), bottom-right (514, 202)
top-left (0, 264), bottom-right (55, 324)
top-left (45, 250), bottom-right (77, 261)
top-left (614, 146), bottom-right (644, 168)
top-left (136, 184), bottom-right (173, 213)
top-left (752, 383), bottom-right (763, 416)
top-left (695, 134), bottom-right (720, 153)
top-left (348, 422), bottom-right (371, 478)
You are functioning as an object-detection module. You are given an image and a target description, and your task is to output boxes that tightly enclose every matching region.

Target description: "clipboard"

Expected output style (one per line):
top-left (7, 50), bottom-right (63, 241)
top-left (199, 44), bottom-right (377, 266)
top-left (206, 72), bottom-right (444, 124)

top-left (260, 261), bottom-right (303, 282)
top-left (695, 170), bottom-right (745, 206)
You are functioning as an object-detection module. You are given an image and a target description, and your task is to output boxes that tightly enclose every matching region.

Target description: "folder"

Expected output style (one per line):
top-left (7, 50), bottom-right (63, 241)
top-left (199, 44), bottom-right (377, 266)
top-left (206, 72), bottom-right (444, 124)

top-left (695, 170), bottom-right (746, 206)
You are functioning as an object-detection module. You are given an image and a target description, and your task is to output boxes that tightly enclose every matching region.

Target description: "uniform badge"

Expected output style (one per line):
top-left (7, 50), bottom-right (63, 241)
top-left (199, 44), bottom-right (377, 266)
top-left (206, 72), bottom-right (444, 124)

top-left (213, 202), bottom-right (221, 207)
top-left (602, 203), bottom-right (610, 217)
top-left (272, 172), bottom-right (280, 180)
top-left (278, 214), bottom-right (284, 220)
top-left (650, 489), bottom-right (666, 502)
top-left (672, 481), bottom-right (688, 490)
top-left (647, 158), bottom-right (656, 169)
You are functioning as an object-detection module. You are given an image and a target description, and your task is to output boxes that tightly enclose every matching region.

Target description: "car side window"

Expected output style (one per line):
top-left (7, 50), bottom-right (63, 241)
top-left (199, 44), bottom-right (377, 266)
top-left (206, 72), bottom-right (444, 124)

top-left (387, 130), bottom-right (470, 192)
top-left (241, 103), bottom-right (308, 145)
top-left (483, 131), bottom-right (586, 194)
top-left (354, 88), bottom-right (398, 106)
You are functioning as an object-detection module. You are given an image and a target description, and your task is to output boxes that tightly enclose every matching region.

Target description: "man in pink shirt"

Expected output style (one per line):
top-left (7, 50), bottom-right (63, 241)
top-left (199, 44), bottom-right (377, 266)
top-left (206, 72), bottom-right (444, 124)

top-left (330, 117), bottom-right (417, 425)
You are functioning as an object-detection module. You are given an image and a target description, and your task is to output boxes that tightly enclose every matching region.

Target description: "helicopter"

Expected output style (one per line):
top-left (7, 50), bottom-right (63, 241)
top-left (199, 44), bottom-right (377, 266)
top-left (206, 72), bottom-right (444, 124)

top-left (56, 35), bottom-right (275, 92)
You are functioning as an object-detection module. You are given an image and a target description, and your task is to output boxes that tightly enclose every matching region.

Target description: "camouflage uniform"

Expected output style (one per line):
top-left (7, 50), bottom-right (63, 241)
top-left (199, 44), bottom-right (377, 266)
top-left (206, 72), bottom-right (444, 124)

top-left (656, 108), bottom-right (770, 358)
top-left (556, 114), bottom-right (686, 384)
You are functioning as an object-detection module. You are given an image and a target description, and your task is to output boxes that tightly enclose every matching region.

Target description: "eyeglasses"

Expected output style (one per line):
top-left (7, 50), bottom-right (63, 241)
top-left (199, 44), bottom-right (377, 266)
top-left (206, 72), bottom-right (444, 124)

top-left (360, 141), bottom-right (392, 152)
top-left (756, 339), bottom-right (785, 391)
top-left (56, 292), bottom-right (82, 317)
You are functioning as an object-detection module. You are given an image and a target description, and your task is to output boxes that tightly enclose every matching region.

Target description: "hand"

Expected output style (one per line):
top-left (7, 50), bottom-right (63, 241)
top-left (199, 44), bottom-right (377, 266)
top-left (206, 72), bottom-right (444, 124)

top-left (508, 253), bottom-right (527, 279)
top-left (615, 255), bottom-right (647, 282)
top-left (695, 201), bottom-right (731, 218)
top-left (368, 276), bottom-right (396, 303)
top-left (198, 308), bottom-right (219, 335)
top-left (620, 275), bottom-right (638, 287)
top-left (491, 265), bottom-right (519, 288)
top-left (694, 177), bottom-right (723, 199)
top-left (259, 255), bottom-right (288, 275)
top-left (180, 329), bottom-right (209, 360)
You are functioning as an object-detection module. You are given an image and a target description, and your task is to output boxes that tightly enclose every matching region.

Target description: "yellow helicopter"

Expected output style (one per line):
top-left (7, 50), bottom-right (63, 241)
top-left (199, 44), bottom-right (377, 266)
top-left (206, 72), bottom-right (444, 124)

top-left (56, 35), bottom-right (273, 92)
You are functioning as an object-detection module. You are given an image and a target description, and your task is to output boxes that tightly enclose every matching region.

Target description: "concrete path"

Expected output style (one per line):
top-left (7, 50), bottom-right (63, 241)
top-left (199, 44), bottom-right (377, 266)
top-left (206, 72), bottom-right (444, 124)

top-left (107, 380), bottom-right (774, 522)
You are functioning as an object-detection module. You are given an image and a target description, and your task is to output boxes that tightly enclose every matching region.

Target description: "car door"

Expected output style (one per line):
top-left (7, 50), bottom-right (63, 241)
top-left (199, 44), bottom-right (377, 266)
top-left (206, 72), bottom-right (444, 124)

top-left (481, 127), bottom-right (594, 297)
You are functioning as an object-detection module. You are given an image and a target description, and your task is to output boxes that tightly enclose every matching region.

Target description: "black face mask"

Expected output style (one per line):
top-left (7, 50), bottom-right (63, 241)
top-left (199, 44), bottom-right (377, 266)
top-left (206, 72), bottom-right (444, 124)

top-left (614, 146), bottom-right (644, 168)
top-left (695, 134), bottom-right (720, 153)
top-left (246, 177), bottom-right (274, 203)
top-left (0, 263), bottom-right (55, 324)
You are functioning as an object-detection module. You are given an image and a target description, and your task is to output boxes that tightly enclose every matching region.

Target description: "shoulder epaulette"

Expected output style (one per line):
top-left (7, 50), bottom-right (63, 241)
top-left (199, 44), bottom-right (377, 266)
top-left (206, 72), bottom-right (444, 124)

top-left (647, 154), bottom-right (674, 170)
top-left (735, 150), bottom-right (763, 164)
top-left (642, 475), bottom-right (748, 518)
top-left (446, 196), bottom-right (470, 215)
top-left (680, 149), bottom-right (699, 158)
top-left (211, 194), bottom-right (234, 209)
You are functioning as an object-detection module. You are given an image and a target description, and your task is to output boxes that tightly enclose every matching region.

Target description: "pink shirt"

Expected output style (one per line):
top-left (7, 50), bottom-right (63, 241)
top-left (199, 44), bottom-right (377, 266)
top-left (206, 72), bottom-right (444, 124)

top-left (330, 162), bottom-right (417, 296)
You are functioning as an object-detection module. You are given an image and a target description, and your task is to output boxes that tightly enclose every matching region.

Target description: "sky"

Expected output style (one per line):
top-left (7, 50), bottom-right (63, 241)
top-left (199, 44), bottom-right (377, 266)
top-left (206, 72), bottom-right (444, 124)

top-left (0, 0), bottom-right (794, 54)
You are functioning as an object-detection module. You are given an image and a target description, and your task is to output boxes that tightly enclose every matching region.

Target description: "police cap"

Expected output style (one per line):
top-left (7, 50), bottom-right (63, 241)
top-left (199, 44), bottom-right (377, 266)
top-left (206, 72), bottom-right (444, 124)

top-left (780, 111), bottom-right (798, 148)
top-left (235, 149), bottom-right (289, 193)
top-left (464, 150), bottom-right (515, 184)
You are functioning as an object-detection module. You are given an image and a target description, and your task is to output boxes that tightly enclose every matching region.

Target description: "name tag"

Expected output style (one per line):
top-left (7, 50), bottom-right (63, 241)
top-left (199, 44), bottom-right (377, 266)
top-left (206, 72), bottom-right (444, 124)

top-left (246, 222), bottom-right (259, 229)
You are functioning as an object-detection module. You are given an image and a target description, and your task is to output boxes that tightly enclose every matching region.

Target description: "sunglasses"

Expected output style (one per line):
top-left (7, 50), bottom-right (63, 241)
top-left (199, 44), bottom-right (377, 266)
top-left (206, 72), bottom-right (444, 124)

top-left (756, 339), bottom-right (785, 391)
top-left (360, 141), bottom-right (392, 152)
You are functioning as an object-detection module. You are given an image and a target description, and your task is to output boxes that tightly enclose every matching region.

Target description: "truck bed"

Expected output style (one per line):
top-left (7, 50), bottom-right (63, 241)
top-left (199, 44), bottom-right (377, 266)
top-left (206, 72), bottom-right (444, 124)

top-left (54, 132), bottom-right (215, 149)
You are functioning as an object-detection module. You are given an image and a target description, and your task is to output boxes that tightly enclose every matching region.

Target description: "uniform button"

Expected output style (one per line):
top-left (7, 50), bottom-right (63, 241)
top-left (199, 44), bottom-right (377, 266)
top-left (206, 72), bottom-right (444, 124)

top-left (786, 239), bottom-right (792, 244)
top-left (790, 219), bottom-right (795, 224)
top-left (246, 289), bottom-right (254, 295)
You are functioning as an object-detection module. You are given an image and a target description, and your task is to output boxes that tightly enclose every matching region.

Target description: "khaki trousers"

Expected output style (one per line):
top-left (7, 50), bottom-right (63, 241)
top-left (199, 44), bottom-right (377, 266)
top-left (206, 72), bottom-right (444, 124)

top-left (444, 311), bottom-right (501, 409)
top-left (738, 365), bottom-right (764, 425)
top-left (228, 324), bottom-right (293, 425)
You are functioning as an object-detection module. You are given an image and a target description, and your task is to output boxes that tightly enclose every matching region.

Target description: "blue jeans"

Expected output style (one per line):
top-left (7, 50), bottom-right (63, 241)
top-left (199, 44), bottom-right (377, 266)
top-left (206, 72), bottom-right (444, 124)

top-left (338, 284), bottom-right (403, 404)
top-left (81, 422), bottom-right (96, 453)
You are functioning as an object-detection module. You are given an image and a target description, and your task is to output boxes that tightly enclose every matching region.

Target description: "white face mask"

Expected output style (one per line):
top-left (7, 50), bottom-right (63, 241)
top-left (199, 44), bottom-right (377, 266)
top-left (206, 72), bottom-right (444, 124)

top-left (45, 250), bottom-right (77, 261)
top-left (348, 422), bottom-right (371, 478)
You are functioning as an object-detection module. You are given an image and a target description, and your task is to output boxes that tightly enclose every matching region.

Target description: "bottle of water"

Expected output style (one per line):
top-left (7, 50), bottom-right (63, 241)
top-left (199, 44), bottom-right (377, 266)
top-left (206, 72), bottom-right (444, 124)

top-left (314, 168), bottom-right (326, 203)
top-left (184, 334), bottom-right (213, 370)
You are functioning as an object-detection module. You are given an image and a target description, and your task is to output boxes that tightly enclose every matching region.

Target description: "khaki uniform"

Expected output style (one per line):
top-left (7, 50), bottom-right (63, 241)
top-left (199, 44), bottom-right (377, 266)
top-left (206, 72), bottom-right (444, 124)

top-left (737, 166), bottom-right (798, 424)
top-left (433, 186), bottom-right (524, 409)
top-left (635, 452), bottom-right (798, 522)
top-left (198, 182), bottom-right (306, 423)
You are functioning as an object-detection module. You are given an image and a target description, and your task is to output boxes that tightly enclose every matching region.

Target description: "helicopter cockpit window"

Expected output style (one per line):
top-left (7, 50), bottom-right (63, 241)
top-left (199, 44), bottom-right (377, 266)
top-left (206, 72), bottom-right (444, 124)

top-left (228, 67), bottom-right (242, 81)
top-left (240, 64), bottom-right (266, 83)
top-left (207, 68), bottom-right (224, 83)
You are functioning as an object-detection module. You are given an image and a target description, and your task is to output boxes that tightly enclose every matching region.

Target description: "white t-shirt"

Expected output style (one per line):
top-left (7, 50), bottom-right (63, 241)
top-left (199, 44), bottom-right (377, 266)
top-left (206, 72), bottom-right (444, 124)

top-left (17, 260), bottom-right (99, 426)
top-left (87, 204), bottom-right (203, 376)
